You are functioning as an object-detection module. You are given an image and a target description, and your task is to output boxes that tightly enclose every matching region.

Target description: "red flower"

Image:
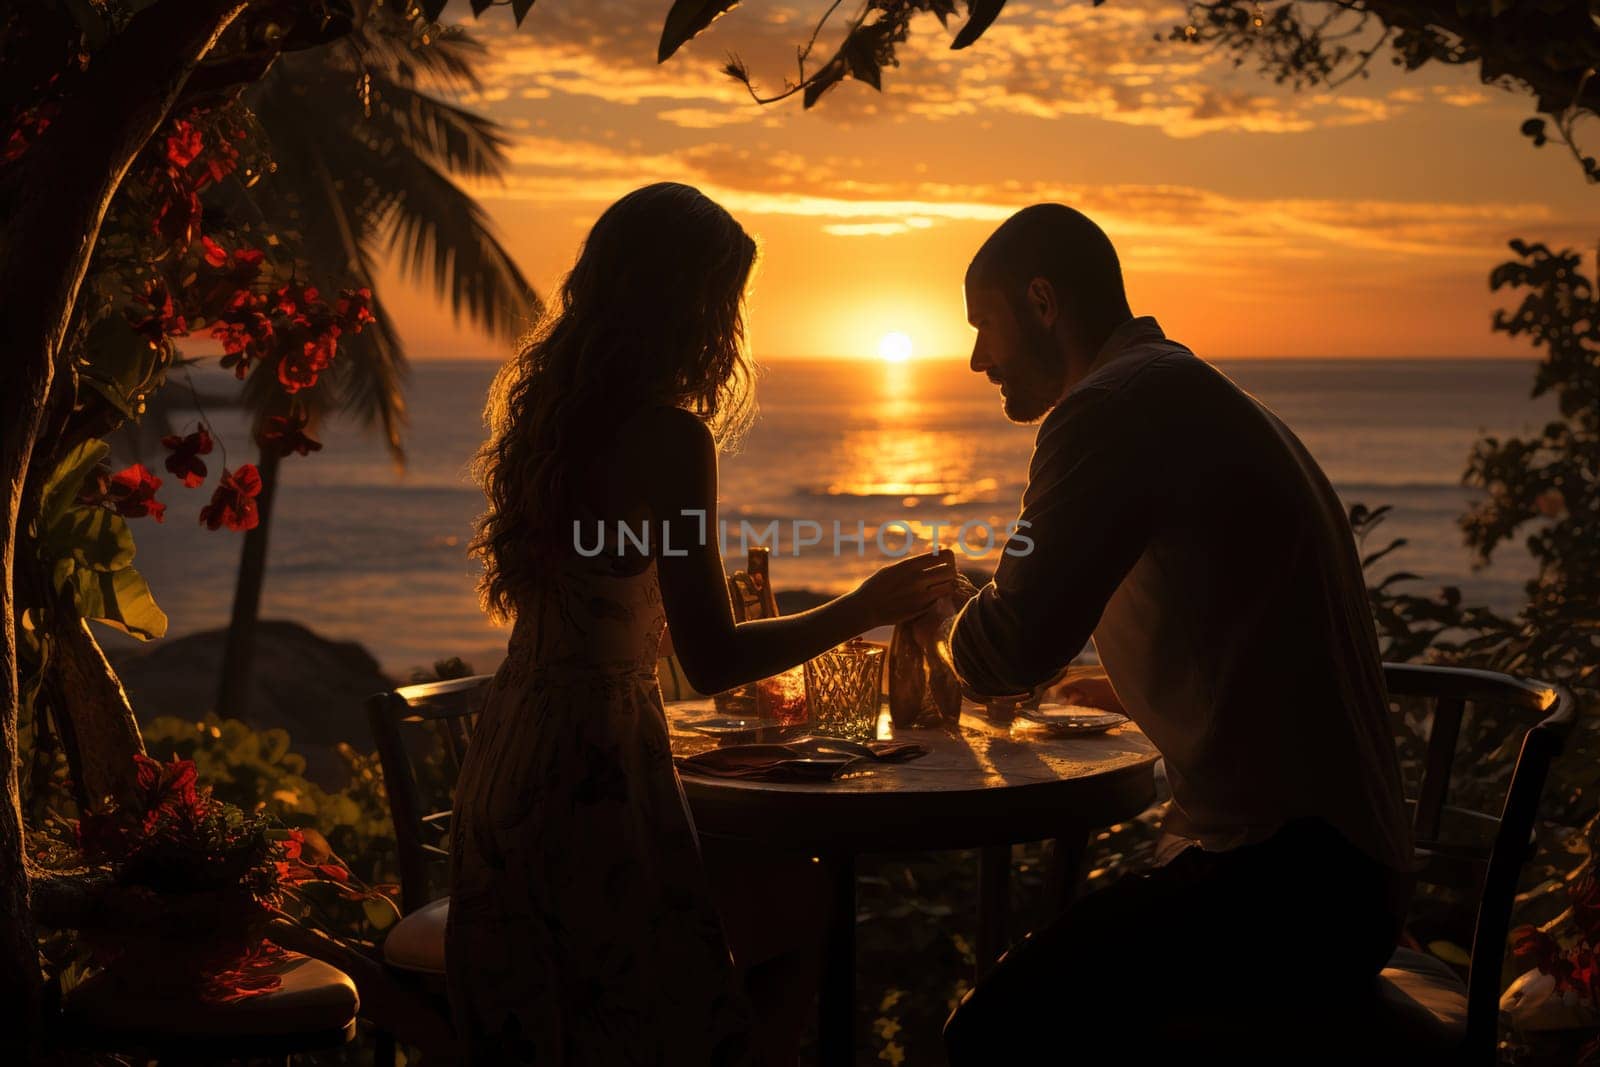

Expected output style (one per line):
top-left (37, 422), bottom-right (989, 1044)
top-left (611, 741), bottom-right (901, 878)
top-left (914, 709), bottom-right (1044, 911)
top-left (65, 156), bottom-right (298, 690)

top-left (200, 236), bottom-right (229, 268)
top-left (231, 247), bottom-right (265, 275)
top-left (1572, 872), bottom-right (1600, 945)
top-left (127, 279), bottom-right (188, 343)
top-left (77, 754), bottom-right (210, 863)
top-left (274, 282), bottom-right (319, 323)
top-left (260, 411), bottom-right (323, 457)
top-left (336, 287), bottom-right (376, 332)
top-left (107, 464), bottom-right (165, 522)
top-left (199, 465), bottom-right (262, 531)
top-left (212, 292), bottom-right (275, 378)
top-left (153, 185), bottom-right (203, 248)
top-left (160, 427), bottom-right (214, 488)
top-left (198, 135), bottom-right (240, 190)
top-left (1, 106), bottom-right (54, 165)
top-left (132, 754), bottom-right (206, 826)
top-left (165, 119), bottom-right (203, 169)
top-left (278, 330), bottom-right (338, 394)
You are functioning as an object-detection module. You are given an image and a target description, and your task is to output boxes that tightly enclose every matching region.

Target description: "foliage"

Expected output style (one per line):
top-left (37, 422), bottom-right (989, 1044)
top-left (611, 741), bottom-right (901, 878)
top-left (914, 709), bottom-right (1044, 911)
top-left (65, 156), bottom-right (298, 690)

top-left (140, 713), bottom-right (405, 941)
top-left (635, 0), bottom-right (1600, 179)
top-left (239, 5), bottom-right (537, 460)
top-left (32, 753), bottom-right (304, 1004)
top-left (1345, 240), bottom-right (1599, 1059)
top-left (1170, 2), bottom-right (1600, 181)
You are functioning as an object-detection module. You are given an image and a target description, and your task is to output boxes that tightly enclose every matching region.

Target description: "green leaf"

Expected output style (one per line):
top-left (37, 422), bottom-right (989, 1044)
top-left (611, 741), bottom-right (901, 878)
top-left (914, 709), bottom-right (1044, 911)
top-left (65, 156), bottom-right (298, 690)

top-left (39, 441), bottom-right (110, 534)
top-left (842, 30), bottom-right (883, 91)
top-left (658, 0), bottom-right (740, 63)
top-left (803, 59), bottom-right (848, 109)
top-left (364, 896), bottom-right (399, 932)
top-left (46, 505), bottom-right (135, 577)
top-left (951, 0), bottom-right (1006, 50)
top-left (80, 566), bottom-right (168, 641)
top-left (77, 314), bottom-right (172, 420)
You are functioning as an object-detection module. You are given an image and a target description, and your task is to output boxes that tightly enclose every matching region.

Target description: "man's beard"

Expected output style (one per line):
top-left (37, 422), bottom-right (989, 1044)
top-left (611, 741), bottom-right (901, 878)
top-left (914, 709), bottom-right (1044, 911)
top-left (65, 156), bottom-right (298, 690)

top-left (1000, 322), bottom-right (1065, 424)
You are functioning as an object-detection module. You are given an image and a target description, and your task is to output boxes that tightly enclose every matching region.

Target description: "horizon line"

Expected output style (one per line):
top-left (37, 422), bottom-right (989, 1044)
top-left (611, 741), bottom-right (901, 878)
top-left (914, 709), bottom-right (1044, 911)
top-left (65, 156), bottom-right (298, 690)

top-left (405, 352), bottom-right (1538, 364)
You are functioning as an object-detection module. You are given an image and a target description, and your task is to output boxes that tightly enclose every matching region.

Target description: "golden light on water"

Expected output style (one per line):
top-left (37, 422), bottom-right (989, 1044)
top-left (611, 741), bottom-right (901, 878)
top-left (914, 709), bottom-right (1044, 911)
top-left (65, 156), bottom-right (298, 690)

top-left (878, 332), bottom-right (914, 363)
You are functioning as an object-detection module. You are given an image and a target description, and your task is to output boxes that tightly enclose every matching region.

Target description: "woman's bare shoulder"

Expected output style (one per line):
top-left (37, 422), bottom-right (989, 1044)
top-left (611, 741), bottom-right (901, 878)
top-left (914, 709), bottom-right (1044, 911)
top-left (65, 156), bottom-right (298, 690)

top-left (601, 405), bottom-right (716, 503)
top-left (613, 405), bottom-right (714, 464)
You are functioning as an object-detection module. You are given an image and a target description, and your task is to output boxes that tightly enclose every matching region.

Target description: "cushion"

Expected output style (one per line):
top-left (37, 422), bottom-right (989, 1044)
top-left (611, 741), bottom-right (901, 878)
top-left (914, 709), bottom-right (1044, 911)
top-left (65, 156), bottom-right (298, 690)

top-left (384, 897), bottom-right (448, 975)
top-left (63, 950), bottom-right (358, 1041)
top-left (1372, 947), bottom-right (1468, 1050)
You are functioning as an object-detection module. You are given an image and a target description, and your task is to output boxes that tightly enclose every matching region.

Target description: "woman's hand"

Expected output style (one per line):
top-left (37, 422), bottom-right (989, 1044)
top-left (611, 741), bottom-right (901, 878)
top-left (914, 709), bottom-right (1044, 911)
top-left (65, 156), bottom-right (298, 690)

top-left (850, 549), bottom-right (962, 629)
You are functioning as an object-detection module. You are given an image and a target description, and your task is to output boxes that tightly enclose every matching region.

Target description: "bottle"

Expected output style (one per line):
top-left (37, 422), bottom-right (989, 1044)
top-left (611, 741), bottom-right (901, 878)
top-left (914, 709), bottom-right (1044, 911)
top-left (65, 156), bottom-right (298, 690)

top-left (887, 621), bottom-right (926, 728)
top-left (926, 646), bottom-right (963, 724)
top-left (713, 548), bottom-right (783, 718)
top-left (748, 546), bottom-right (779, 619)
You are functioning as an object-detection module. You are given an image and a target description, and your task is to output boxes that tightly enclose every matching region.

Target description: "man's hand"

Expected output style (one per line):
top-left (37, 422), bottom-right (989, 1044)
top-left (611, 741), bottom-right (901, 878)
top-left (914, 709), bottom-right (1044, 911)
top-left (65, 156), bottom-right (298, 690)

top-left (1042, 665), bottom-right (1126, 714)
top-left (910, 572), bottom-right (980, 653)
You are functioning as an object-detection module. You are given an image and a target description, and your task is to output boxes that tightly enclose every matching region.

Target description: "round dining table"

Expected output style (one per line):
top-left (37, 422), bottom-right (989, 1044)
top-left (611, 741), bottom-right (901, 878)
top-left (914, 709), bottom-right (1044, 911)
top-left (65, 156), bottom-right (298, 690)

top-left (664, 698), bottom-right (1160, 1066)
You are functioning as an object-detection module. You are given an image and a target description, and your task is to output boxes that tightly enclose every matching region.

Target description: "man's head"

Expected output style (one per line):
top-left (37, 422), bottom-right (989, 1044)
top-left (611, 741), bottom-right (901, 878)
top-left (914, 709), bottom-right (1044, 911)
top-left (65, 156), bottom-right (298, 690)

top-left (965, 205), bottom-right (1133, 422)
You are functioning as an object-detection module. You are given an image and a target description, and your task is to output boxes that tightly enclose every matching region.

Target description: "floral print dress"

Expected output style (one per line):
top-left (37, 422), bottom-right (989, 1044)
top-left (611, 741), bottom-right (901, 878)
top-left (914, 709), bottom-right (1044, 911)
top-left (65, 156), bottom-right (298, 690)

top-left (446, 554), bottom-right (754, 1065)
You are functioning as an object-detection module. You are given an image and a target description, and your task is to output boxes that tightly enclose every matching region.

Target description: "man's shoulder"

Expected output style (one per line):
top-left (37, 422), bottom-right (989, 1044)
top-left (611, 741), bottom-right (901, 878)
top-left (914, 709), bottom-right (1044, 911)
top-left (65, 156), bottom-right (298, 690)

top-left (1046, 341), bottom-right (1219, 428)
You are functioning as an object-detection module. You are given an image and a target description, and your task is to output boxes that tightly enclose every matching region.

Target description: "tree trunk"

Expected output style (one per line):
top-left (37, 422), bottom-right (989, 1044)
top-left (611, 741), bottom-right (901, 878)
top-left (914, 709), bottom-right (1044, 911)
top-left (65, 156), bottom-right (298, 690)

top-left (0, 1), bottom-right (251, 1055)
top-left (216, 444), bottom-right (281, 719)
top-left (15, 377), bottom-right (148, 814)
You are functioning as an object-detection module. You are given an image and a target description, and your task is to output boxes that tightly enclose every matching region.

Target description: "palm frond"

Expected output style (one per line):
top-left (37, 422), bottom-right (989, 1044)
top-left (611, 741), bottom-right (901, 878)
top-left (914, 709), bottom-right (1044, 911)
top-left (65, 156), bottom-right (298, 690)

top-left (378, 74), bottom-right (512, 181)
top-left (328, 285), bottom-right (410, 463)
top-left (379, 148), bottom-right (537, 342)
top-left (347, 11), bottom-right (487, 94)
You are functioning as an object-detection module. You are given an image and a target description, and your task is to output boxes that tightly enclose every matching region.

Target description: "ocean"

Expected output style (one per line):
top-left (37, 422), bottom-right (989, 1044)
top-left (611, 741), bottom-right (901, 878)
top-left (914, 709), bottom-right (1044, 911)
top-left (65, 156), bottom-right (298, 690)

top-left (101, 358), bottom-right (1553, 678)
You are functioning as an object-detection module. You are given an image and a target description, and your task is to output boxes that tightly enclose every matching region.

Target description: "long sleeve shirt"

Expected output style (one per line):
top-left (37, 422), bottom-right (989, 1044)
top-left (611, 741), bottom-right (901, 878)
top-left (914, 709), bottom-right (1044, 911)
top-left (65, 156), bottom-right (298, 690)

top-left (947, 317), bottom-right (1413, 873)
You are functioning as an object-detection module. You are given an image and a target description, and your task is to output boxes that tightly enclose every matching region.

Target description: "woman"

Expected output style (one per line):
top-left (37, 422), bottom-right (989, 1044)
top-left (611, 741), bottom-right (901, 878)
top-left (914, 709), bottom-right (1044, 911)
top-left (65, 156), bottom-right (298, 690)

top-left (447, 182), bottom-right (958, 1065)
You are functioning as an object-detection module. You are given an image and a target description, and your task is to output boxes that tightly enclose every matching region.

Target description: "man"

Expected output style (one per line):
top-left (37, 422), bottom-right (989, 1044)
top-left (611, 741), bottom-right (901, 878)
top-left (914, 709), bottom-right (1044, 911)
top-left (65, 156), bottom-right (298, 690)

top-left (918, 204), bottom-right (1415, 1059)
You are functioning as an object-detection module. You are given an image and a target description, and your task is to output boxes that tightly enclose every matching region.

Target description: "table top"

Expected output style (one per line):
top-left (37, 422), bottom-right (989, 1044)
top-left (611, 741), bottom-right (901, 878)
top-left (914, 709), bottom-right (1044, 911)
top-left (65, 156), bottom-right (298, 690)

top-left (666, 699), bottom-right (1160, 852)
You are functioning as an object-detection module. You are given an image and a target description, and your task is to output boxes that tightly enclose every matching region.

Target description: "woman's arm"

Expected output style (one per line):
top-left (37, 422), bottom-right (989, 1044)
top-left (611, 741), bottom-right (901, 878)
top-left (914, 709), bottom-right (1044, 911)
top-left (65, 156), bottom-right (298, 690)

top-left (636, 408), bottom-right (956, 696)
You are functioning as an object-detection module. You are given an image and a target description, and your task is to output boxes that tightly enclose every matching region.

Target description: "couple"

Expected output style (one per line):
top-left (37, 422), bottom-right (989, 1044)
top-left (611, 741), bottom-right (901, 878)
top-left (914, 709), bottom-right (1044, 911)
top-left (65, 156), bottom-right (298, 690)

top-left (445, 182), bottom-right (1416, 1064)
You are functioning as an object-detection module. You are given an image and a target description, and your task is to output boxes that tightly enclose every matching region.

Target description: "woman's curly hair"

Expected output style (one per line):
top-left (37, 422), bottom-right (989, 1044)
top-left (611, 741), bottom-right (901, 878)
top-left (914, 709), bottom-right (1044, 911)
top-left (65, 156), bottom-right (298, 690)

top-left (469, 183), bottom-right (759, 623)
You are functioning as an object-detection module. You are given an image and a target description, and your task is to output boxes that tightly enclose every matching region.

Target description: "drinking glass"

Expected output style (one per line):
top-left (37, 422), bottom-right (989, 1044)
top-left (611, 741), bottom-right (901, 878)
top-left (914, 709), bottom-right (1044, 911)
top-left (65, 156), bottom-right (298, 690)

top-left (804, 640), bottom-right (885, 741)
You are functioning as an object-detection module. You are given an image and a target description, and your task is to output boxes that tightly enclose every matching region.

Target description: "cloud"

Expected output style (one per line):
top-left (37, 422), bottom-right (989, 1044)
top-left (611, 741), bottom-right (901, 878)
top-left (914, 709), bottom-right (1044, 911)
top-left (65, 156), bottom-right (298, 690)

top-left (468, 129), bottom-right (1592, 267)
top-left (446, 0), bottom-right (1498, 137)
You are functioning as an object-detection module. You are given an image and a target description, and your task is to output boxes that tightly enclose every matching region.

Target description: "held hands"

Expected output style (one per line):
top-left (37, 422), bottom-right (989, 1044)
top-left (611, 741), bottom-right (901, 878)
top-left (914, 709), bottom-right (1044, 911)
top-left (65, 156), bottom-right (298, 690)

top-left (853, 549), bottom-right (962, 629)
top-left (910, 570), bottom-right (979, 652)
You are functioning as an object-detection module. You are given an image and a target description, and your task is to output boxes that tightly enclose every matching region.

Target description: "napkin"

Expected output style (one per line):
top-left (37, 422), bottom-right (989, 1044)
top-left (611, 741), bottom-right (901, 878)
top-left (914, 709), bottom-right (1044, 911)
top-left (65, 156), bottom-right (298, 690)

top-left (675, 739), bottom-right (928, 780)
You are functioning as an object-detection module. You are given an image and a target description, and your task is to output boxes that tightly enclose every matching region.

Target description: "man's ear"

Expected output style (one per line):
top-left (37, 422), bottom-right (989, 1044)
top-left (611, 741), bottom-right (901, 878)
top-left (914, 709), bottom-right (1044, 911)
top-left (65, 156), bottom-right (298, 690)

top-left (1026, 276), bottom-right (1058, 329)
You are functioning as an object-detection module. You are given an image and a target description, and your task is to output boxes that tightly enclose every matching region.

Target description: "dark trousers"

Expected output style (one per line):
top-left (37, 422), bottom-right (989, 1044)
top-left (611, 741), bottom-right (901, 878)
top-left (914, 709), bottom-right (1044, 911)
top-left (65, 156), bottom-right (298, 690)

top-left (945, 817), bottom-right (1413, 1064)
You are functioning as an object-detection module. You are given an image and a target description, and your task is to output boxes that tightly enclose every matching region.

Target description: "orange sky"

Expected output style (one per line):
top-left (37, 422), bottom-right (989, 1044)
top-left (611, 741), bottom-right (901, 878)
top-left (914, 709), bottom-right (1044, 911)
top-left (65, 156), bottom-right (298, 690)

top-left (381, 1), bottom-right (1597, 361)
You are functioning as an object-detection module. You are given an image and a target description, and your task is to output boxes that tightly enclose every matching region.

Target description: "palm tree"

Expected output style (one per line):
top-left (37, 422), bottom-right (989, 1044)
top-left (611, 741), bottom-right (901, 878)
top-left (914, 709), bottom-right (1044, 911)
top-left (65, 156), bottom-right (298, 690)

top-left (215, 9), bottom-right (537, 716)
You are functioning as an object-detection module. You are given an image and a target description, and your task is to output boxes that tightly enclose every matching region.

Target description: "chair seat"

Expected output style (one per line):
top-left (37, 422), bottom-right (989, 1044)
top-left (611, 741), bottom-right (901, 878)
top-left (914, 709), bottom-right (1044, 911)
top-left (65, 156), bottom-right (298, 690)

top-left (384, 897), bottom-right (448, 975)
top-left (62, 950), bottom-right (358, 1053)
top-left (1371, 947), bottom-right (1468, 1051)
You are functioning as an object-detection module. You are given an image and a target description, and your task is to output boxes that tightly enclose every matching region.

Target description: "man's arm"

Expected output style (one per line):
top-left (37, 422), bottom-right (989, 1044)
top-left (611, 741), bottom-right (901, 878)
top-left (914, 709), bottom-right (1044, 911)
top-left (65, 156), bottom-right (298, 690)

top-left (925, 386), bottom-right (1161, 697)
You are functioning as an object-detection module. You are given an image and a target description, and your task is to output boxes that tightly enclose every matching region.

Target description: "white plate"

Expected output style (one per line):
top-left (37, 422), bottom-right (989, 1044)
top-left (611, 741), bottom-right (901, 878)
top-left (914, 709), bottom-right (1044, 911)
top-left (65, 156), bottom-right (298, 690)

top-left (1016, 704), bottom-right (1128, 735)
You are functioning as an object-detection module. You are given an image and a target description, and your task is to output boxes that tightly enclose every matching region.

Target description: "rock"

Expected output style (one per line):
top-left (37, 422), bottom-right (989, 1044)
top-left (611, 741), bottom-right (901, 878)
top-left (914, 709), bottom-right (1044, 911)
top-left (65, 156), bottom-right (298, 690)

top-left (106, 620), bottom-right (397, 788)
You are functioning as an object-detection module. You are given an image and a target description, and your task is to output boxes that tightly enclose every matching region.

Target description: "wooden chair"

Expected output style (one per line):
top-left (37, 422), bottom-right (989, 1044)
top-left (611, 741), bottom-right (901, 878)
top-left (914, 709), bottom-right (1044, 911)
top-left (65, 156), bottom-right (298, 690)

top-left (364, 673), bottom-right (496, 1065)
top-left (1177, 664), bottom-right (1577, 1063)
top-left (1365, 663), bottom-right (1576, 1064)
top-left (57, 951), bottom-right (359, 1064)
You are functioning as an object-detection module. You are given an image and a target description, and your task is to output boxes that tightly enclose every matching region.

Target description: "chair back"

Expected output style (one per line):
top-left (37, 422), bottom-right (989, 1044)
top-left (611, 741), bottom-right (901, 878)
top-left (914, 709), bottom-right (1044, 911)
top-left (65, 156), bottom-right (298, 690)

top-left (365, 674), bottom-right (497, 914)
top-left (1382, 663), bottom-right (1576, 1061)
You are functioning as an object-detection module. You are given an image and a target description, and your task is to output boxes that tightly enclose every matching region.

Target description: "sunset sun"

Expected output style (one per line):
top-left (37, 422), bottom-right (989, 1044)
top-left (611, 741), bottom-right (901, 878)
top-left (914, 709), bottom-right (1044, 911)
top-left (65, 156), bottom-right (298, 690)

top-left (878, 331), bottom-right (914, 363)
